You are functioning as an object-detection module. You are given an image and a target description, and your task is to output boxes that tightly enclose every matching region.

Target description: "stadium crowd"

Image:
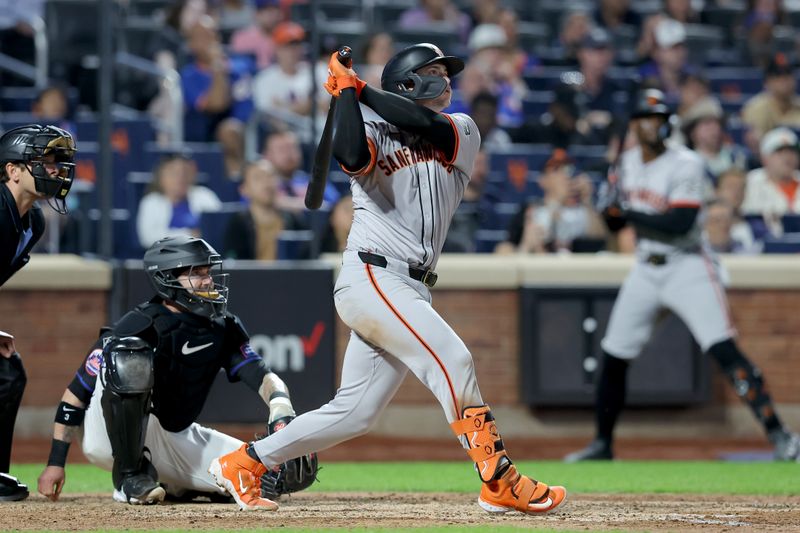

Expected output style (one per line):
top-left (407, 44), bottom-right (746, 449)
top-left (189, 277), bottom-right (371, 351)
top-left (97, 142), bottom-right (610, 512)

top-left (1, 0), bottom-right (799, 259)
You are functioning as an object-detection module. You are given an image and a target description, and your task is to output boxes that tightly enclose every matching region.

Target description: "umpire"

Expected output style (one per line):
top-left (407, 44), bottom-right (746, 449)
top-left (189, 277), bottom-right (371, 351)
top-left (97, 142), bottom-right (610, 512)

top-left (0, 124), bottom-right (76, 501)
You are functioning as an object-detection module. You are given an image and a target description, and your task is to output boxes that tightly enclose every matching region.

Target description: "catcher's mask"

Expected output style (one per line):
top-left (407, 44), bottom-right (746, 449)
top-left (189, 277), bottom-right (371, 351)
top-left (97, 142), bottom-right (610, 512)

top-left (0, 124), bottom-right (77, 214)
top-left (143, 236), bottom-right (229, 320)
top-left (381, 43), bottom-right (464, 100)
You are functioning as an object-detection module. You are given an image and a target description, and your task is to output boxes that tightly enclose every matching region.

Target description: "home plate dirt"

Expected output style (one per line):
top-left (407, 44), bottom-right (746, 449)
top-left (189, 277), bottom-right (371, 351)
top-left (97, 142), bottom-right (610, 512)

top-left (2, 493), bottom-right (798, 532)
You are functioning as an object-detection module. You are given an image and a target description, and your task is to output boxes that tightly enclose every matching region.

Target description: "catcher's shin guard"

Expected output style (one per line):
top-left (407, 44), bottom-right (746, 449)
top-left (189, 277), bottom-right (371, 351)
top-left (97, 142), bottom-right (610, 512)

top-left (451, 405), bottom-right (567, 515)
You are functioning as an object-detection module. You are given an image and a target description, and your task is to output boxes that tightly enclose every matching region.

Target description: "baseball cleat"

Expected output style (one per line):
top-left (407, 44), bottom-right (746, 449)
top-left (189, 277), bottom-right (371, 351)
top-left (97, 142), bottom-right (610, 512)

top-left (208, 444), bottom-right (278, 511)
top-left (112, 473), bottom-right (165, 505)
top-left (771, 430), bottom-right (800, 462)
top-left (563, 438), bottom-right (613, 463)
top-left (478, 465), bottom-right (567, 515)
top-left (0, 473), bottom-right (29, 502)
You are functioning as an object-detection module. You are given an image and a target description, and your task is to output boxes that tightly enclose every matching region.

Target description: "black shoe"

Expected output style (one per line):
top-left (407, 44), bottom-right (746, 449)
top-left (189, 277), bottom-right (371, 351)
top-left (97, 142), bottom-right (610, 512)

top-left (770, 430), bottom-right (800, 462)
top-left (113, 473), bottom-right (165, 505)
top-left (0, 473), bottom-right (29, 502)
top-left (563, 439), bottom-right (614, 463)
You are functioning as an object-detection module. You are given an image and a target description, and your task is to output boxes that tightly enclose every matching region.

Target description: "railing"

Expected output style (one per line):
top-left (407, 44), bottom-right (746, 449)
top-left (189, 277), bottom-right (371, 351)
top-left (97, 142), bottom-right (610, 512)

top-left (31, 15), bottom-right (48, 88)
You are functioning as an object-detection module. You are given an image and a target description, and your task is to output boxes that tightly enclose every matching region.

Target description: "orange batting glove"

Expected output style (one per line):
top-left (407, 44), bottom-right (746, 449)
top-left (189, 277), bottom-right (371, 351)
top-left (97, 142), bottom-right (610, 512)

top-left (327, 51), bottom-right (366, 98)
top-left (323, 74), bottom-right (338, 97)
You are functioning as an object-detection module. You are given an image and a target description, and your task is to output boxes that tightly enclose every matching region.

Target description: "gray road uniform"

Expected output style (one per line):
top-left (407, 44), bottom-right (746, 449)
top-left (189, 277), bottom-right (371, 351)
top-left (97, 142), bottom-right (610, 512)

top-left (253, 113), bottom-right (482, 464)
top-left (602, 145), bottom-right (736, 359)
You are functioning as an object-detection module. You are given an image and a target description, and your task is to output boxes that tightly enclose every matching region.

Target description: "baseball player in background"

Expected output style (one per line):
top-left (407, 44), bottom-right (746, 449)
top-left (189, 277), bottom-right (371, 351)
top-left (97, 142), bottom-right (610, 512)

top-left (565, 89), bottom-right (800, 462)
top-left (208, 43), bottom-right (568, 515)
top-left (37, 236), bottom-right (317, 505)
top-left (0, 124), bottom-right (76, 502)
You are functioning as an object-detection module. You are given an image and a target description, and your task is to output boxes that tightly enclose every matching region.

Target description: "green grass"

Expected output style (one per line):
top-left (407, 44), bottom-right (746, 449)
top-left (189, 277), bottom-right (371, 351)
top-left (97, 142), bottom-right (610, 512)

top-left (11, 460), bottom-right (800, 496)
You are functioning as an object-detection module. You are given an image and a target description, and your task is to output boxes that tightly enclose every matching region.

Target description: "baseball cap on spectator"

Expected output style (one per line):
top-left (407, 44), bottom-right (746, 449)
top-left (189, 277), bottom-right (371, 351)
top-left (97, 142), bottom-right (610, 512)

top-left (760, 127), bottom-right (799, 157)
top-left (544, 148), bottom-right (575, 173)
top-left (683, 97), bottom-right (724, 127)
top-left (254, 0), bottom-right (280, 8)
top-left (468, 24), bottom-right (508, 52)
top-left (273, 22), bottom-right (306, 45)
top-left (580, 27), bottom-right (611, 49)
top-left (765, 52), bottom-right (794, 78)
top-left (654, 19), bottom-right (686, 48)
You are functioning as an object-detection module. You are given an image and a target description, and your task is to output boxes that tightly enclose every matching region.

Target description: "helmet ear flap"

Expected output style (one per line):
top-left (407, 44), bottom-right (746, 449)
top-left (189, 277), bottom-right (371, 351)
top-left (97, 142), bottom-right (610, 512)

top-left (658, 120), bottom-right (672, 141)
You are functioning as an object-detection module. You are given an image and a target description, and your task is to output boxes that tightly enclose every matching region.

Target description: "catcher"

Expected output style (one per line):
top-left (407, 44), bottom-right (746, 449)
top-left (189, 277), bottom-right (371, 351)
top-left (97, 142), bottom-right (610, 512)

top-left (37, 236), bottom-right (317, 505)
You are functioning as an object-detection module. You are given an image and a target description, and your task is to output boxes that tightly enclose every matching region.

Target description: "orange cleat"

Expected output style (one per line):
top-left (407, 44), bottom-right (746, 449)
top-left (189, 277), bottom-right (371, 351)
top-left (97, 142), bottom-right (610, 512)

top-left (208, 444), bottom-right (278, 511)
top-left (479, 464), bottom-right (567, 515)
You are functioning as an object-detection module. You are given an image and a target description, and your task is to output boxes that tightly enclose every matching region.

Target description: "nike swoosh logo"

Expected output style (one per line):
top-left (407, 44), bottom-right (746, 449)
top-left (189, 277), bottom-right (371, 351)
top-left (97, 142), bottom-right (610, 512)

top-left (238, 472), bottom-right (249, 493)
top-left (63, 406), bottom-right (76, 412)
top-left (528, 497), bottom-right (553, 511)
top-left (182, 341), bottom-right (213, 355)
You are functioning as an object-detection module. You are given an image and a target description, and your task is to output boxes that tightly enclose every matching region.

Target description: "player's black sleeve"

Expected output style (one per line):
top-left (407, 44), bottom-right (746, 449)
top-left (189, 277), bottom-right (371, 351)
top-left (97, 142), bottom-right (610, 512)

top-left (332, 88), bottom-right (371, 173)
top-left (623, 207), bottom-right (699, 235)
top-left (66, 339), bottom-right (106, 405)
top-left (359, 85), bottom-right (457, 160)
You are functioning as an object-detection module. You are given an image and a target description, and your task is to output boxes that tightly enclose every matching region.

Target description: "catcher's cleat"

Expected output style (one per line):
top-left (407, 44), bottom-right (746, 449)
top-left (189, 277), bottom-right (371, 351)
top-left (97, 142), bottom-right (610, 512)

top-left (112, 473), bottom-right (165, 505)
top-left (770, 430), bottom-right (800, 462)
top-left (479, 464), bottom-right (567, 515)
top-left (0, 473), bottom-right (29, 502)
top-left (208, 444), bottom-right (278, 511)
top-left (563, 439), bottom-right (613, 463)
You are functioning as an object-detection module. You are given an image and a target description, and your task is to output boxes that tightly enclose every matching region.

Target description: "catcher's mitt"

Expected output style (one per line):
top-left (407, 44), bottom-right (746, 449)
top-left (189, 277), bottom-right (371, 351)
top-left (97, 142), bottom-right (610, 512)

top-left (257, 416), bottom-right (320, 500)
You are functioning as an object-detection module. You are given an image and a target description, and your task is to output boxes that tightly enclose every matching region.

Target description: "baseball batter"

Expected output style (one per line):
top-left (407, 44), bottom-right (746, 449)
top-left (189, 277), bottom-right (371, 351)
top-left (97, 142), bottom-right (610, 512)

top-left (209, 43), bottom-right (567, 514)
top-left (37, 236), bottom-right (317, 505)
top-left (566, 89), bottom-right (800, 462)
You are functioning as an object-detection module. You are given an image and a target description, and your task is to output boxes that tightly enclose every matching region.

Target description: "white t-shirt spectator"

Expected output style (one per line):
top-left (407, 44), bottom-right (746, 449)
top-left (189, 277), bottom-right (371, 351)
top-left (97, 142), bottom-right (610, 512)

top-left (136, 186), bottom-right (222, 248)
top-left (742, 168), bottom-right (800, 216)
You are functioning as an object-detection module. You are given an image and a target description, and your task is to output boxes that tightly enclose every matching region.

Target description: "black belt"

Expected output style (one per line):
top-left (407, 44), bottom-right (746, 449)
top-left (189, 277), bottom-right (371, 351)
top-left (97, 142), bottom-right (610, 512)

top-left (358, 251), bottom-right (438, 288)
top-left (644, 254), bottom-right (667, 266)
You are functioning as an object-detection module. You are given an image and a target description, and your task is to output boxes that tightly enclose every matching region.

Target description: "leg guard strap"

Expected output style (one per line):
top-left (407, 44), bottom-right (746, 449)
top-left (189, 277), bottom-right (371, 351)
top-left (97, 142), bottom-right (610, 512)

top-left (450, 405), bottom-right (509, 483)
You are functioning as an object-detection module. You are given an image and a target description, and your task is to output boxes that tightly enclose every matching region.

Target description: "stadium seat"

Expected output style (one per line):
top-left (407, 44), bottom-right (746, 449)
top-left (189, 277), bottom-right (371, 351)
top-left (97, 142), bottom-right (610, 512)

top-left (278, 230), bottom-right (314, 260)
top-left (199, 204), bottom-right (246, 254)
top-left (707, 68), bottom-right (764, 98)
top-left (782, 214), bottom-right (800, 233)
top-left (474, 229), bottom-right (507, 253)
top-left (763, 233), bottom-right (800, 254)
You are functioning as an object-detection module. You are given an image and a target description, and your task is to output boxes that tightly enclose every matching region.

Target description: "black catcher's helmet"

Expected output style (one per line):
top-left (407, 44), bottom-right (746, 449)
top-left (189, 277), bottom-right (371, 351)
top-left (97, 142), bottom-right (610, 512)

top-left (143, 236), bottom-right (229, 319)
top-left (381, 43), bottom-right (465, 100)
top-left (0, 124), bottom-right (77, 214)
top-left (631, 88), bottom-right (673, 141)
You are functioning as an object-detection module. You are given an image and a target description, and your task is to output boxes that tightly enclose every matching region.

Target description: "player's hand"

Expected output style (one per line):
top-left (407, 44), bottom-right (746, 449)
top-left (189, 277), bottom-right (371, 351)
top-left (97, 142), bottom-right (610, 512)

top-left (323, 74), bottom-right (338, 97)
top-left (38, 466), bottom-right (66, 502)
top-left (327, 51), bottom-right (366, 98)
top-left (0, 331), bottom-right (16, 358)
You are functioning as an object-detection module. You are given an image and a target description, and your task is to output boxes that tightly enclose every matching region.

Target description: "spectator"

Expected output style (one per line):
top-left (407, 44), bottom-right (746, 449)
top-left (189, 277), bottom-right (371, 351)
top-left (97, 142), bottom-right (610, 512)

top-left (639, 19), bottom-right (692, 99)
top-left (443, 149), bottom-right (489, 253)
top-left (252, 22), bottom-right (328, 132)
top-left (703, 199), bottom-right (750, 253)
top-left (467, 24), bottom-right (527, 129)
top-left (136, 154), bottom-right (222, 248)
top-left (0, 0), bottom-right (43, 86)
top-left (716, 167), bottom-right (759, 250)
top-left (742, 127), bottom-right (800, 234)
top-left (358, 32), bottom-right (396, 88)
top-left (261, 130), bottom-right (340, 213)
top-left (470, 92), bottom-right (511, 151)
top-left (495, 149), bottom-right (605, 254)
top-left (319, 195), bottom-right (354, 254)
top-left (675, 71), bottom-right (711, 123)
top-left (740, 0), bottom-right (789, 69)
top-left (593, 0), bottom-right (642, 32)
top-left (512, 86), bottom-right (602, 148)
top-left (215, 0), bottom-right (254, 33)
top-left (681, 97), bottom-right (748, 183)
top-left (224, 161), bottom-right (307, 260)
top-left (741, 53), bottom-right (800, 153)
top-left (446, 63), bottom-right (492, 115)
top-left (180, 16), bottom-right (255, 178)
top-left (497, 8), bottom-right (538, 72)
top-left (31, 86), bottom-right (76, 137)
top-left (637, 0), bottom-right (704, 59)
top-left (230, 0), bottom-right (283, 69)
top-left (554, 10), bottom-right (593, 66)
top-left (398, 0), bottom-right (472, 44)
top-left (467, 0), bottom-right (501, 26)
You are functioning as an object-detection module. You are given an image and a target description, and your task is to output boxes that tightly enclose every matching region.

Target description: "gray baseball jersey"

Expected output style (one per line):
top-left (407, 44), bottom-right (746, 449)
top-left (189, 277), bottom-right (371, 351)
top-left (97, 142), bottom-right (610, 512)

top-left (252, 113), bottom-right (485, 465)
top-left (603, 145), bottom-right (736, 358)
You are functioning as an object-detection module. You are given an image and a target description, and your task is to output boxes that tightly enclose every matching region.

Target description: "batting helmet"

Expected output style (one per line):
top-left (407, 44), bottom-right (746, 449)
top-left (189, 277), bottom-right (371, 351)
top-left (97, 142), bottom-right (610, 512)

top-left (143, 236), bottom-right (229, 320)
top-left (381, 43), bottom-right (465, 100)
top-left (0, 124), bottom-right (76, 213)
top-left (631, 89), bottom-right (673, 140)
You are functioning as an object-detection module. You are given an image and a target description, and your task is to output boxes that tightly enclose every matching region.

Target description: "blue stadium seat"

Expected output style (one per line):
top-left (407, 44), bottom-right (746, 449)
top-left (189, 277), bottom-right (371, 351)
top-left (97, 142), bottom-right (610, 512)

top-left (744, 214), bottom-right (771, 241)
top-left (199, 204), bottom-right (245, 254)
top-left (278, 230), bottom-right (314, 260)
top-left (763, 233), bottom-right (800, 254)
top-left (489, 144), bottom-right (552, 174)
top-left (521, 91), bottom-right (554, 116)
top-left (523, 67), bottom-right (571, 91)
top-left (482, 202), bottom-right (522, 231)
top-left (782, 214), bottom-right (800, 233)
top-left (474, 229), bottom-right (507, 253)
top-left (707, 68), bottom-right (764, 97)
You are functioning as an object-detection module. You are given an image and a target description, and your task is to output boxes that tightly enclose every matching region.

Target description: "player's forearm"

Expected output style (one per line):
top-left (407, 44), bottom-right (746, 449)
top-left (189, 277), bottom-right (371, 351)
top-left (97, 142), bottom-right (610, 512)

top-left (332, 88), bottom-right (371, 171)
top-left (259, 372), bottom-right (296, 424)
top-left (47, 390), bottom-right (86, 467)
top-left (623, 207), bottom-right (699, 235)
top-left (359, 85), bottom-right (456, 155)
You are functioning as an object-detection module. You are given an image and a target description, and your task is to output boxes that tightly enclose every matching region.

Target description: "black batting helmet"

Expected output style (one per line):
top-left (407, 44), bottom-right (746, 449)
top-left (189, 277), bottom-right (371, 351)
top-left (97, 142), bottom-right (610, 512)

top-left (0, 124), bottom-right (76, 214)
top-left (143, 236), bottom-right (229, 320)
top-left (631, 89), bottom-right (672, 118)
top-left (381, 43), bottom-right (464, 100)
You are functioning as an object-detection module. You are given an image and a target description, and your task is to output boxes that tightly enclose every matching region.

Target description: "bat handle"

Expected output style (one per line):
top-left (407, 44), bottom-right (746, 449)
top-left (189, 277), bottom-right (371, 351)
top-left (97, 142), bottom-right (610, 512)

top-left (337, 46), bottom-right (352, 68)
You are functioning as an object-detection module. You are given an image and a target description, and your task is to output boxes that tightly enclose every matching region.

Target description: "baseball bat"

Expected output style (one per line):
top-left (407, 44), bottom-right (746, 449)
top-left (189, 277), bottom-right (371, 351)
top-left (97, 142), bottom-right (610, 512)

top-left (305, 46), bottom-right (352, 210)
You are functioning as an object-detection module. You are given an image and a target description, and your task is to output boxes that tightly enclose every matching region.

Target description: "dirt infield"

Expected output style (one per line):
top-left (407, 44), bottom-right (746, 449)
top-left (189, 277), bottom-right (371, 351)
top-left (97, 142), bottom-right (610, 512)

top-left (2, 492), bottom-right (798, 532)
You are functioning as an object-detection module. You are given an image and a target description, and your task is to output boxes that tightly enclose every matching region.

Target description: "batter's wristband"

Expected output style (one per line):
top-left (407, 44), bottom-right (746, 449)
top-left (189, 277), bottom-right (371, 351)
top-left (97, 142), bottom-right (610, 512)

top-left (55, 401), bottom-right (85, 426)
top-left (47, 439), bottom-right (70, 467)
